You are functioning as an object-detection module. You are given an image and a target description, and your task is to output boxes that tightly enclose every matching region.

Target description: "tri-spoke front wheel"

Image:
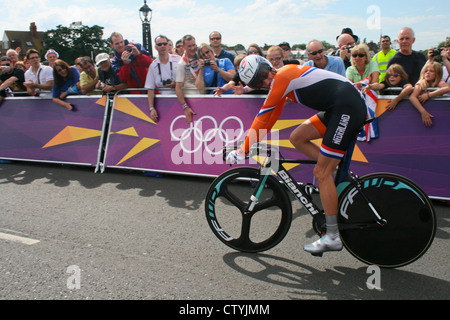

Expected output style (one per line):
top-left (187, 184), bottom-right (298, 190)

top-left (205, 167), bottom-right (292, 253)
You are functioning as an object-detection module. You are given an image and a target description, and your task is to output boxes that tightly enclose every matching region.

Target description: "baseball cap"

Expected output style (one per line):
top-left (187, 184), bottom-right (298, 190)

top-left (95, 53), bottom-right (110, 66)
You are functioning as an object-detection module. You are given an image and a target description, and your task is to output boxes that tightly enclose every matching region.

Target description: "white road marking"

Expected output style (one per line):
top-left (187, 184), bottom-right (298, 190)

top-left (0, 232), bottom-right (40, 245)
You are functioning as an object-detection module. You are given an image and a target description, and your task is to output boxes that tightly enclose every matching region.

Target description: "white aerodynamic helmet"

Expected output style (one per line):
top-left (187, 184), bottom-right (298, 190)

top-left (238, 55), bottom-right (273, 89)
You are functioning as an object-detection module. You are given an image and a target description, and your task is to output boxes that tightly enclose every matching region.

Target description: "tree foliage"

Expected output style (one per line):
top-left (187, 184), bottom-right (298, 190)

top-left (42, 24), bottom-right (110, 64)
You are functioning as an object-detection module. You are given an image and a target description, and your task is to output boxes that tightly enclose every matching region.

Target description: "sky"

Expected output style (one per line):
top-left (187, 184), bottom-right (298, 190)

top-left (1, 0), bottom-right (449, 52)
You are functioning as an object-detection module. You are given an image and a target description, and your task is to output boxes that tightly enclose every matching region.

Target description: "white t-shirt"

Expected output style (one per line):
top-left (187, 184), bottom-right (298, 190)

top-left (145, 54), bottom-right (181, 95)
top-left (443, 64), bottom-right (450, 85)
top-left (24, 64), bottom-right (54, 97)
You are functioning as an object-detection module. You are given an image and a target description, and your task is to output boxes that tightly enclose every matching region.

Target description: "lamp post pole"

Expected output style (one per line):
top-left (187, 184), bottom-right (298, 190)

top-left (139, 0), bottom-right (153, 58)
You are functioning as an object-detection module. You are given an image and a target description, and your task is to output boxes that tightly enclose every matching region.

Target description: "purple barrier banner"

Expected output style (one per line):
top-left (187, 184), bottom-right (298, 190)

top-left (1, 94), bottom-right (449, 199)
top-left (0, 96), bottom-right (107, 166)
top-left (104, 95), bottom-right (450, 199)
top-left (355, 98), bottom-right (450, 200)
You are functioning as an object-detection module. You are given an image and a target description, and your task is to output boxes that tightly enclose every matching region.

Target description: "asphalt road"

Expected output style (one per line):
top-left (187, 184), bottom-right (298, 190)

top-left (1, 161), bottom-right (449, 302)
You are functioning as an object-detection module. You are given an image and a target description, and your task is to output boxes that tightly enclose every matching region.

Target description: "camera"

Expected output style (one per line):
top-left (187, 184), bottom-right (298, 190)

top-left (126, 45), bottom-right (133, 52)
top-left (98, 82), bottom-right (106, 90)
top-left (204, 59), bottom-right (210, 66)
top-left (342, 46), bottom-right (353, 53)
top-left (431, 48), bottom-right (443, 57)
top-left (162, 79), bottom-right (172, 85)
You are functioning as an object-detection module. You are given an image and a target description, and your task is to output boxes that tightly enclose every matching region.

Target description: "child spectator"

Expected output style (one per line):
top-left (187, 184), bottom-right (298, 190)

top-left (409, 61), bottom-right (450, 126)
top-left (363, 64), bottom-right (413, 110)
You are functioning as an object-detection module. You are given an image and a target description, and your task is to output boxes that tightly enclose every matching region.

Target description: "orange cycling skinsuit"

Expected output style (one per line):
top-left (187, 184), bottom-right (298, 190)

top-left (238, 63), bottom-right (367, 159)
top-left (228, 56), bottom-right (368, 255)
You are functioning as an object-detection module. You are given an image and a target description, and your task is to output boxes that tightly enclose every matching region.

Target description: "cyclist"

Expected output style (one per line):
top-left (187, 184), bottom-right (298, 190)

top-left (227, 55), bottom-right (367, 255)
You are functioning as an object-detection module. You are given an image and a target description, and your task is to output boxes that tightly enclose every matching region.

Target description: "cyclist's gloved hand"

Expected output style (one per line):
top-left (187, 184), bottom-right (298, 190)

top-left (226, 148), bottom-right (246, 164)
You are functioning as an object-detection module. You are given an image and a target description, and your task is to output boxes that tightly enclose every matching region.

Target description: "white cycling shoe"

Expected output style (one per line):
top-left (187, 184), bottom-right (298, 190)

top-left (304, 234), bottom-right (343, 256)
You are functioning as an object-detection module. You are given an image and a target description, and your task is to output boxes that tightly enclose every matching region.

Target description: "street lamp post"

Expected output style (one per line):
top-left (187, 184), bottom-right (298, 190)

top-left (139, 0), bottom-right (153, 58)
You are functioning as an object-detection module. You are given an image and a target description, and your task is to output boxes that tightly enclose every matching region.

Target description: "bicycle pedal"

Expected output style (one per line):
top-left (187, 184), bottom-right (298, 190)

top-left (304, 183), bottom-right (319, 196)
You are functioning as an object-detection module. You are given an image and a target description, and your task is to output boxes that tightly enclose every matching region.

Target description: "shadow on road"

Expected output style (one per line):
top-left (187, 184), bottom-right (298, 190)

top-left (223, 252), bottom-right (450, 300)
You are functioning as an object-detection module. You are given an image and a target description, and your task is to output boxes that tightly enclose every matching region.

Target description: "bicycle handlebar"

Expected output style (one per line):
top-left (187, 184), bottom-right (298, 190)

top-left (222, 142), bottom-right (275, 162)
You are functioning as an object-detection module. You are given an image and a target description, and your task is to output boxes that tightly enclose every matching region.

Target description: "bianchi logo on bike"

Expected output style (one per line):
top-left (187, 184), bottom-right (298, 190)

top-left (278, 170), bottom-right (319, 216)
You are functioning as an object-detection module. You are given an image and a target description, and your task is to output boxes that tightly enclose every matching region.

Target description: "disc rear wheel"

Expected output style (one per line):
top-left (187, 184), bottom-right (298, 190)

top-left (338, 173), bottom-right (436, 268)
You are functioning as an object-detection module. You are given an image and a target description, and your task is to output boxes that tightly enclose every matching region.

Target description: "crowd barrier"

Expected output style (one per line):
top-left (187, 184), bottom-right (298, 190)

top-left (0, 92), bottom-right (449, 200)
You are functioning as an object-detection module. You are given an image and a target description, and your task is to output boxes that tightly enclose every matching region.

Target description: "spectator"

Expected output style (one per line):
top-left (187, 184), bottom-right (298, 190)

top-left (74, 57), bottom-right (83, 73)
top-left (174, 39), bottom-right (184, 56)
top-left (267, 46), bottom-right (285, 69)
top-left (14, 61), bottom-right (27, 71)
top-left (304, 40), bottom-right (346, 76)
top-left (175, 34), bottom-right (201, 123)
top-left (167, 39), bottom-right (174, 55)
top-left (52, 59), bottom-right (80, 111)
top-left (145, 35), bottom-right (181, 122)
top-left (279, 42), bottom-right (292, 60)
top-left (428, 40), bottom-right (450, 86)
top-left (23, 48), bottom-right (54, 97)
top-left (279, 41), bottom-right (303, 65)
top-left (78, 56), bottom-right (99, 95)
top-left (209, 31), bottom-right (235, 63)
top-left (95, 53), bottom-right (127, 94)
top-left (346, 44), bottom-right (380, 89)
top-left (247, 44), bottom-right (263, 57)
top-left (387, 27), bottom-right (426, 86)
top-left (6, 49), bottom-right (19, 66)
top-left (334, 28), bottom-right (358, 69)
top-left (372, 35), bottom-right (397, 82)
top-left (363, 64), bottom-right (413, 110)
top-left (0, 56), bottom-right (26, 104)
top-left (23, 58), bottom-right (31, 71)
top-left (110, 32), bottom-right (152, 91)
top-left (409, 61), bottom-right (450, 126)
top-left (44, 49), bottom-right (59, 68)
top-left (195, 43), bottom-right (236, 95)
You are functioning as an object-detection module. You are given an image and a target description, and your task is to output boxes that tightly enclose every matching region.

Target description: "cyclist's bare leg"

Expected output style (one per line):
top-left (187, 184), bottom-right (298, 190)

top-left (304, 154), bottom-right (343, 254)
top-left (314, 154), bottom-right (340, 217)
top-left (289, 120), bottom-right (321, 161)
top-left (290, 119), bottom-right (343, 254)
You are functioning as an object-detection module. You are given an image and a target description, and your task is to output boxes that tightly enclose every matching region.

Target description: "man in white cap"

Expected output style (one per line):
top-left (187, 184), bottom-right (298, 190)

top-left (95, 52), bottom-right (127, 94)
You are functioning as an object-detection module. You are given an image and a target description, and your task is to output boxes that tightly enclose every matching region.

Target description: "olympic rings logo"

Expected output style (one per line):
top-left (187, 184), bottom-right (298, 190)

top-left (170, 115), bottom-right (245, 155)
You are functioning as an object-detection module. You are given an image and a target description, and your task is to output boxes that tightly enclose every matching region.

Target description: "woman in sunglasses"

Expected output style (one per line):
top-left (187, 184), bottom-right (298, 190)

top-left (52, 59), bottom-right (80, 111)
top-left (363, 64), bottom-right (413, 110)
top-left (195, 43), bottom-right (235, 94)
top-left (346, 44), bottom-right (380, 89)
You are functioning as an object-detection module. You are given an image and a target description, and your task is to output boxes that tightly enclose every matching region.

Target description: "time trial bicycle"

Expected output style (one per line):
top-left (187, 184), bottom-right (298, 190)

top-left (205, 127), bottom-right (436, 268)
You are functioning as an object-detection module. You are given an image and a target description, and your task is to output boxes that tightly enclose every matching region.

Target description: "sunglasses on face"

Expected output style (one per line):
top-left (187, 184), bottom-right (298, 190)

top-left (202, 50), bottom-right (211, 56)
top-left (387, 73), bottom-right (400, 77)
top-left (210, 37), bottom-right (221, 41)
top-left (248, 50), bottom-right (259, 54)
top-left (156, 42), bottom-right (168, 46)
top-left (352, 53), bottom-right (366, 58)
top-left (308, 49), bottom-right (324, 56)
